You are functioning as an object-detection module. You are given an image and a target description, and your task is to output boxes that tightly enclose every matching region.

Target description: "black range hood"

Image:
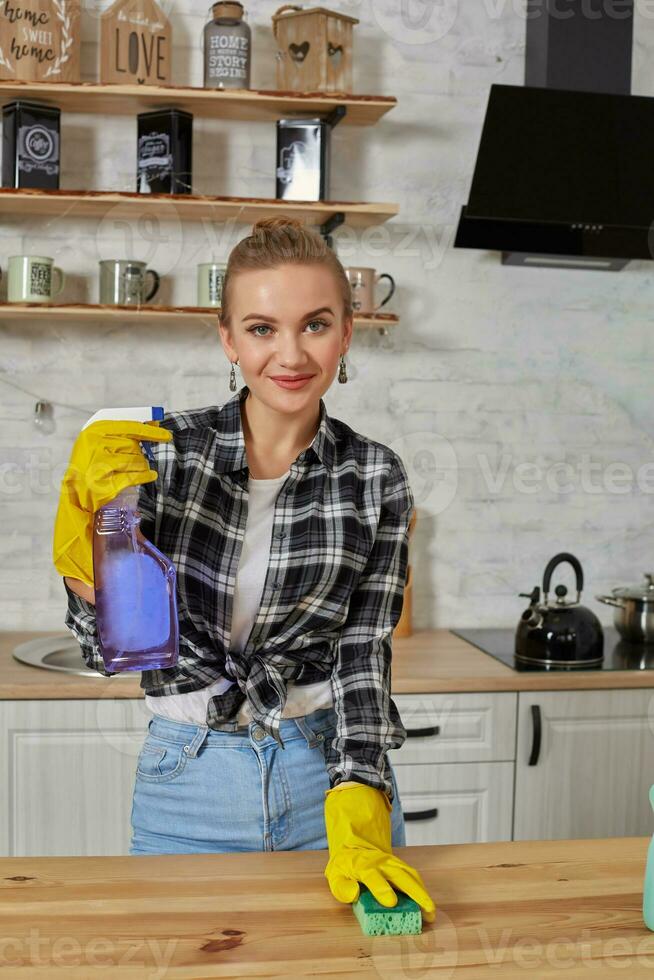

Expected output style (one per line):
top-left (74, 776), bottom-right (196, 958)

top-left (455, 84), bottom-right (654, 271)
top-left (454, 0), bottom-right (651, 271)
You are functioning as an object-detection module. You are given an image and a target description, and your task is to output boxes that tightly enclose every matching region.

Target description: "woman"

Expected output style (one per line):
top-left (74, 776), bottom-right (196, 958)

top-left (54, 216), bottom-right (436, 921)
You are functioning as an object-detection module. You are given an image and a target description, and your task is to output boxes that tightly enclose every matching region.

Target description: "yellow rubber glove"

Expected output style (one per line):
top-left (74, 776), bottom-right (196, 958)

top-left (53, 419), bottom-right (173, 588)
top-left (324, 782), bottom-right (437, 922)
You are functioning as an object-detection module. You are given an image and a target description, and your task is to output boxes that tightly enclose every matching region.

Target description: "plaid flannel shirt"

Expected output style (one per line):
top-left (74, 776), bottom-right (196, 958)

top-left (63, 384), bottom-right (414, 798)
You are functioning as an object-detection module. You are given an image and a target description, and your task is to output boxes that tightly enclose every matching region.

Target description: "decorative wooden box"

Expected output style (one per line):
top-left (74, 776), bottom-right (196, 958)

top-left (0, 0), bottom-right (81, 83)
top-left (272, 4), bottom-right (358, 95)
top-left (100, 0), bottom-right (171, 85)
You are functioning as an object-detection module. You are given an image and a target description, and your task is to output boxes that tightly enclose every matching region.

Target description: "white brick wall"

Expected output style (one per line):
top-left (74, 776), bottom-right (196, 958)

top-left (2, 2), bottom-right (654, 631)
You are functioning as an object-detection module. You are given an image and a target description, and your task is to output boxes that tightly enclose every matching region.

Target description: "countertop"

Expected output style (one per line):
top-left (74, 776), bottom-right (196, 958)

top-left (1, 837), bottom-right (652, 977)
top-left (2, 628), bottom-right (654, 699)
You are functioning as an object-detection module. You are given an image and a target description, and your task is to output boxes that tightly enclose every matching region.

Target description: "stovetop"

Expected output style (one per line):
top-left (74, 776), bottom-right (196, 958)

top-left (451, 627), bottom-right (654, 672)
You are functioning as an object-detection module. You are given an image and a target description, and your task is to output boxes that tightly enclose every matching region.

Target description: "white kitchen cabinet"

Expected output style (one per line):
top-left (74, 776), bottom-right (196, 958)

top-left (390, 692), bottom-right (517, 764)
top-left (514, 689), bottom-right (654, 841)
top-left (393, 761), bottom-right (514, 845)
top-left (0, 699), bottom-right (148, 857)
top-left (4, 684), bottom-right (653, 856)
top-left (389, 692), bottom-right (517, 845)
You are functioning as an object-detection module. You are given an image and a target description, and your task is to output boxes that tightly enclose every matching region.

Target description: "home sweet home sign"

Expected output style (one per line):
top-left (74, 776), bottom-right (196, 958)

top-left (100, 0), bottom-right (171, 85)
top-left (0, 0), bottom-right (81, 81)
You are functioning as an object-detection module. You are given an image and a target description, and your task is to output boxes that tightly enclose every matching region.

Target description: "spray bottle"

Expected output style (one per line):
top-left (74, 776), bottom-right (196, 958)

top-left (83, 407), bottom-right (179, 673)
top-left (644, 785), bottom-right (654, 930)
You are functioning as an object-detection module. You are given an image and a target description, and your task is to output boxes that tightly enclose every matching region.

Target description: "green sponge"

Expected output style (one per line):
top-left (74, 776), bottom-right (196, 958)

top-left (352, 885), bottom-right (422, 936)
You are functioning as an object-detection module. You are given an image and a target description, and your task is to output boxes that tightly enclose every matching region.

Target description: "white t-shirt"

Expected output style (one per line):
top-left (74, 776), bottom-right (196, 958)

top-left (144, 468), bottom-right (333, 727)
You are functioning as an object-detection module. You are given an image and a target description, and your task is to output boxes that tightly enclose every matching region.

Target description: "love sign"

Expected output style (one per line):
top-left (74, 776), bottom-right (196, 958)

top-left (0, 0), bottom-right (81, 82)
top-left (100, 0), bottom-right (171, 85)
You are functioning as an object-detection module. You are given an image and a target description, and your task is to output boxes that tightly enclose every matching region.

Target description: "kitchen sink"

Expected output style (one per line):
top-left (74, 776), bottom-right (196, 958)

top-left (12, 635), bottom-right (131, 677)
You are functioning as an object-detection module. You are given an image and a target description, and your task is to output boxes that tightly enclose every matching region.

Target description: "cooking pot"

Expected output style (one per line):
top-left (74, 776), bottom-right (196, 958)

top-left (596, 574), bottom-right (654, 645)
top-left (515, 552), bottom-right (604, 667)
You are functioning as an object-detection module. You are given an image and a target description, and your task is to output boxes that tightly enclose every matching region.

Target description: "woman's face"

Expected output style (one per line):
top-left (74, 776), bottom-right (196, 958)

top-left (218, 262), bottom-right (352, 412)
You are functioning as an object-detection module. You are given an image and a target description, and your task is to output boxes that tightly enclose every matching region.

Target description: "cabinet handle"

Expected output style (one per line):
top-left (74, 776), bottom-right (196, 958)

top-left (404, 808), bottom-right (439, 822)
top-left (528, 704), bottom-right (542, 766)
top-left (406, 725), bottom-right (440, 738)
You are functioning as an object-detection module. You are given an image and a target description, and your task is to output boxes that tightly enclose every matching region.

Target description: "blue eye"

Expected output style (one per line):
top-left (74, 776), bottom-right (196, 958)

top-left (248, 319), bottom-right (329, 337)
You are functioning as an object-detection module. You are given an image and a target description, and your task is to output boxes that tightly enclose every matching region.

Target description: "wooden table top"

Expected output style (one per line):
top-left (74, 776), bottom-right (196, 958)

top-left (2, 628), bottom-right (653, 700)
top-left (0, 836), bottom-right (652, 977)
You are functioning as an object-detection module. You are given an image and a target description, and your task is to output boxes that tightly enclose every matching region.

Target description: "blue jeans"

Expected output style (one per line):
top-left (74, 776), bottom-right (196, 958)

top-left (129, 706), bottom-right (406, 854)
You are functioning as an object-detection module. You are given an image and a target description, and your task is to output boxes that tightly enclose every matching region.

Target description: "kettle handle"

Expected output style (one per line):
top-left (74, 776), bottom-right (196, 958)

top-left (542, 552), bottom-right (583, 602)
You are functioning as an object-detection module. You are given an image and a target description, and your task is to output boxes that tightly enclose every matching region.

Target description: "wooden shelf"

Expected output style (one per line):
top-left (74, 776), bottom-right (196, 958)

top-left (0, 189), bottom-right (398, 227)
top-left (0, 81), bottom-right (396, 126)
top-left (0, 303), bottom-right (399, 330)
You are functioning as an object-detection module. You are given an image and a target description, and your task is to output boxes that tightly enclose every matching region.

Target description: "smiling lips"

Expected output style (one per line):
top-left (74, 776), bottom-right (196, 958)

top-left (269, 374), bottom-right (315, 389)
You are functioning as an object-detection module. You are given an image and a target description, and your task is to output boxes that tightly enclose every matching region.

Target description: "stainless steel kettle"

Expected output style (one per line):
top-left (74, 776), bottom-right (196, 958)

top-left (515, 552), bottom-right (604, 667)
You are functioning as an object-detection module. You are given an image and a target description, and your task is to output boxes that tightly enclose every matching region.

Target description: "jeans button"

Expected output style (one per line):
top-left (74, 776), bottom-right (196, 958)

top-left (253, 726), bottom-right (265, 741)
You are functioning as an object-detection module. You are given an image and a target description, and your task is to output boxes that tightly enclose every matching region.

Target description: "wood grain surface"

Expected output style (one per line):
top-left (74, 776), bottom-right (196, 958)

top-left (3, 628), bottom-right (654, 699)
top-left (0, 302), bottom-right (399, 330)
top-left (0, 837), bottom-right (652, 977)
top-left (0, 80), bottom-right (397, 125)
top-left (0, 188), bottom-right (399, 227)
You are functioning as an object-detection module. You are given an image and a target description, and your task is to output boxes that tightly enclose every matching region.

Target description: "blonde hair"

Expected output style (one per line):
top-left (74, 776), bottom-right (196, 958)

top-left (219, 215), bottom-right (353, 329)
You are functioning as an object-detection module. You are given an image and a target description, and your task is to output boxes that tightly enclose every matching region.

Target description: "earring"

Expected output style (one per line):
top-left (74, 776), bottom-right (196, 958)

top-left (338, 353), bottom-right (348, 384)
top-left (229, 359), bottom-right (238, 391)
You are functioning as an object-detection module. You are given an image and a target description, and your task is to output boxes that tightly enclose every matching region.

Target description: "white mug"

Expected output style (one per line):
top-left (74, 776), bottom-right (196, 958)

top-left (5, 255), bottom-right (65, 303)
top-left (197, 262), bottom-right (226, 308)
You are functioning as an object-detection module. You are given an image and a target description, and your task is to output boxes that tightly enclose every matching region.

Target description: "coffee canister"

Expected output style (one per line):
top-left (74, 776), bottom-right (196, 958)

top-left (137, 109), bottom-right (193, 194)
top-left (275, 117), bottom-right (331, 201)
top-left (2, 100), bottom-right (60, 190)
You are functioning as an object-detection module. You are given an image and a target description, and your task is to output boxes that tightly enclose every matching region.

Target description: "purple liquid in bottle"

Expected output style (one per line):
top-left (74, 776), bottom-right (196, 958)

top-left (93, 485), bottom-right (179, 672)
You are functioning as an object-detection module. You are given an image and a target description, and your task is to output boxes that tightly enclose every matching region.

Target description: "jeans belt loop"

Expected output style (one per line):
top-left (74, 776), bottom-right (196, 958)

top-left (184, 724), bottom-right (210, 759)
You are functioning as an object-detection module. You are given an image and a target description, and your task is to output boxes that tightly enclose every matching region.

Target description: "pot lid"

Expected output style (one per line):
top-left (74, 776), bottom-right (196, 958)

top-left (611, 573), bottom-right (654, 600)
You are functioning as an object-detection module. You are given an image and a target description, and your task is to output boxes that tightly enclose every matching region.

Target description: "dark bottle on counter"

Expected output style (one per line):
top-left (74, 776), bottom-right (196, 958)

top-left (137, 109), bottom-right (193, 194)
top-left (2, 101), bottom-right (61, 190)
top-left (203, 1), bottom-right (251, 89)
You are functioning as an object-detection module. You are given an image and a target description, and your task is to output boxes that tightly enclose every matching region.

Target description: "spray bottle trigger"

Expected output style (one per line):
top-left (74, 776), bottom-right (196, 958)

top-left (140, 442), bottom-right (156, 466)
